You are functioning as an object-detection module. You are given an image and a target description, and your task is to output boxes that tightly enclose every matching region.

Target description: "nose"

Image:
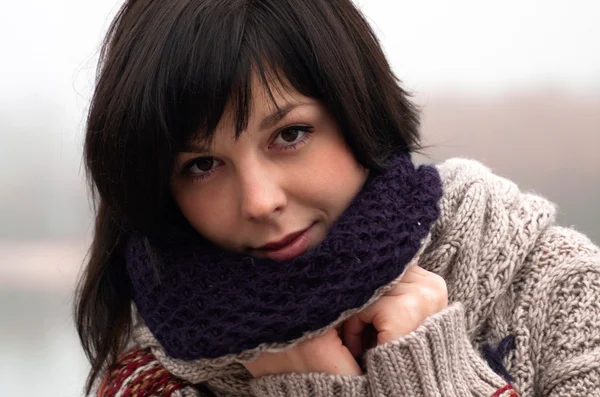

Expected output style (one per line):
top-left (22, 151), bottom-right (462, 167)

top-left (238, 161), bottom-right (287, 221)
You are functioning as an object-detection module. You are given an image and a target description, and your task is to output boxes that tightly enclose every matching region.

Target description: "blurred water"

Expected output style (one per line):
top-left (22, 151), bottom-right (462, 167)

top-left (0, 289), bottom-right (88, 396)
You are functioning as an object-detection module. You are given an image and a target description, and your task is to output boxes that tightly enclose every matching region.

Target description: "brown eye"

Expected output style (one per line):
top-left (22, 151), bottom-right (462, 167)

top-left (181, 157), bottom-right (222, 181)
top-left (271, 126), bottom-right (313, 150)
top-left (280, 128), bottom-right (300, 142)
top-left (194, 158), bottom-right (214, 172)
top-left (184, 157), bottom-right (218, 175)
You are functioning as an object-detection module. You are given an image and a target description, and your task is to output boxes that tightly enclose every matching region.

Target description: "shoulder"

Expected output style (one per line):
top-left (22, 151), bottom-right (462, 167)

top-left (435, 157), bottom-right (518, 192)
top-left (527, 225), bottom-right (600, 304)
top-left (433, 157), bottom-right (526, 205)
top-left (435, 157), bottom-right (493, 180)
top-left (97, 348), bottom-right (204, 397)
top-left (532, 225), bottom-right (600, 267)
top-left (431, 158), bottom-right (557, 231)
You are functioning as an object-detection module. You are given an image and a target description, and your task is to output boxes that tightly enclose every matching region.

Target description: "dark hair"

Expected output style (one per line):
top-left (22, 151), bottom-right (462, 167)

top-left (75, 0), bottom-right (420, 393)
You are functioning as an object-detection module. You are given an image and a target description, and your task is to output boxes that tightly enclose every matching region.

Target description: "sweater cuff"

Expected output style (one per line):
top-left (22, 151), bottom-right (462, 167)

top-left (364, 302), bottom-right (518, 397)
top-left (250, 372), bottom-right (369, 397)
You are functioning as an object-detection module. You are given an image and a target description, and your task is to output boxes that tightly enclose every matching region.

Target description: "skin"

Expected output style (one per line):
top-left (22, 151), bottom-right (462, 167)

top-left (171, 73), bottom-right (448, 377)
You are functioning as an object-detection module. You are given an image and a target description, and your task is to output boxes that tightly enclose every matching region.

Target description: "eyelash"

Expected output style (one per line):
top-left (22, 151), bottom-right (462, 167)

top-left (181, 126), bottom-right (314, 183)
top-left (269, 125), bottom-right (314, 150)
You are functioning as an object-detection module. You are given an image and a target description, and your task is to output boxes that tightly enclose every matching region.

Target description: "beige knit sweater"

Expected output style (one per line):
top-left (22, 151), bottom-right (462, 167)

top-left (99, 158), bottom-right (600, 397)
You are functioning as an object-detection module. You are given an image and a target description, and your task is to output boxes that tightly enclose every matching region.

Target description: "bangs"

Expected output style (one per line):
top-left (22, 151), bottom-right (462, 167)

top-left (158, 1), bottom-right (324, 151)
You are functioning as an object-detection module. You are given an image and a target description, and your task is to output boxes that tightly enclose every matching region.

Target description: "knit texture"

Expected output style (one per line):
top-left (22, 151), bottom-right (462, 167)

top-left (362, 303), bottom-right (518, 397)
top-left (101, 158), bottom-right (600, 397)
top-left (97, 348), bottom-right (195, 397)
top-left (125, 152), bottom-right (442, 360)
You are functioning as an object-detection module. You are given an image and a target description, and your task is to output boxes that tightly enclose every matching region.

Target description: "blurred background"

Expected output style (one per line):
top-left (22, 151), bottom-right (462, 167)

top-left (0, 0), bottom-right (598, 395)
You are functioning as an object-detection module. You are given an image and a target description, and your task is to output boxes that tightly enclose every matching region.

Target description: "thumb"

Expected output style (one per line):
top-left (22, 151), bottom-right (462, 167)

top-left (315, 328), bottom-right (363, 375)
top-left (342, 315), bottom-right (366, 358)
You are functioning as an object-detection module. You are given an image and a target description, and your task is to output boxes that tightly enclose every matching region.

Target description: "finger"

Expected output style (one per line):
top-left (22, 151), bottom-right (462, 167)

top-left (386, 270), bottom-right (445, 297)
top-left (383, 279), bottom-right (422, 296)
top-left (396, 265), bottom-right (431, 283)
top-left (354, 297), bottom-right (388, 332)
top-left (386, 282), bottom-right (443, 314)
top-left (388, 276), bottom-right (449, 311)
top-left (328, 343), bottom-right (364, 376)
top-left (342, 315), bottom-right (366, 358)
top-left (357, 296), bottom-right (422, 342)
top-left (318, 328), bottom-right (363, 375)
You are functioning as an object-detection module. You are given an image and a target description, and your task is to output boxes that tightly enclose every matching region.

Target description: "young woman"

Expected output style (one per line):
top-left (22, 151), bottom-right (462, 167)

top-left (75, 0), bottom-right (600, 396)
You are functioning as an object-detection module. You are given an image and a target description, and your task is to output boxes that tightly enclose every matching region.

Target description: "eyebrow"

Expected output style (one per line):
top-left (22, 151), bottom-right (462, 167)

top-left (183, 139), bottom-right (212, 154)
top-left (259, 102), bottom-right (302, 131)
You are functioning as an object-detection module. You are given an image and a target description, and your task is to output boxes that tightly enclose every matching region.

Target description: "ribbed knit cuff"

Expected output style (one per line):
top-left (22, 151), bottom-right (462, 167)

top-left (364, 302), bottom-right (515, 397)
top-left (250, 372), bottom-right (369, 397)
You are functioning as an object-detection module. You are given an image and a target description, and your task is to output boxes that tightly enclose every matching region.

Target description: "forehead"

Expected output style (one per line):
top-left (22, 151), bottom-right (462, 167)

top-left (222, 70), bottom-right (312, 126)
top-left (246, 71), bottom-right (307, 117)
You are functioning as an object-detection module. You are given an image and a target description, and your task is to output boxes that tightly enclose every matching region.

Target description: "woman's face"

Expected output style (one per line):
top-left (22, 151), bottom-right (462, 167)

top-left (171, 74), bottom-right (368, 261)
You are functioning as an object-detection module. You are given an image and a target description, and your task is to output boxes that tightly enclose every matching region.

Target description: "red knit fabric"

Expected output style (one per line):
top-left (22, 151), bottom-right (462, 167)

top-left (98, 348), bottom-right (189, 397)
top-left (492, 384), bottom-right (520, 397)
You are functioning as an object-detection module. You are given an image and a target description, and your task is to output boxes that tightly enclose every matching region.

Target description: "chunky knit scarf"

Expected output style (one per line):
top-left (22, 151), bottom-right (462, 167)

top-left (125, 152), bottom-right (442, 363)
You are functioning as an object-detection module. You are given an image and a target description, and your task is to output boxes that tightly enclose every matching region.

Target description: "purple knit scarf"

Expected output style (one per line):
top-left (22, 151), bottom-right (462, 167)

top-left (125, 153), bottom-right (442, 361)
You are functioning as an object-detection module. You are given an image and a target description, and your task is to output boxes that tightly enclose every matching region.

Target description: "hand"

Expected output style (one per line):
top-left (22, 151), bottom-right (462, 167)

top-left (243, 327), bottom-right (363, 378)
top-left (342, 265), bottom-right (448, 358)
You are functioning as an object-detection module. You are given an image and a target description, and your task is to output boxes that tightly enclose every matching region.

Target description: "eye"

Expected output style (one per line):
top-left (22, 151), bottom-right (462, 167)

top-left (190, 157), bottom-right (215, 172)
top-left (182, 157), bottom-right (221, 181)
top-left (271, 126), bottom-right (313, 149)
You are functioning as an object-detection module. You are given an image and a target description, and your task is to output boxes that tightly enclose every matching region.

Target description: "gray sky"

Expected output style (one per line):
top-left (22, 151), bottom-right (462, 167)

top-left (3, 1), bottom-right (599, 96)
top-left (359, 0), bottom-right (600, 93)
top-left (1, 0), bottom-right (599, 137)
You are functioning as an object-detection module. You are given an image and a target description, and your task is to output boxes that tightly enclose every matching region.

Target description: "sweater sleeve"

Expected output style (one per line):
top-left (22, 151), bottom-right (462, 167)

top-left (250, 303), bottom-right (518, 397)
top-left (363, 302), bottom-right (518, 397)
top-left (250, 371), bottom-right (370, 397)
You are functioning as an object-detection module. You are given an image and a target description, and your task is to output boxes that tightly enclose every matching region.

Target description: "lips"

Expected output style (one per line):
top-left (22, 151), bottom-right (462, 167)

top-left (258, 228), bottom-right (309, 251)
top-left (254, 224), bottom-right (315, 261)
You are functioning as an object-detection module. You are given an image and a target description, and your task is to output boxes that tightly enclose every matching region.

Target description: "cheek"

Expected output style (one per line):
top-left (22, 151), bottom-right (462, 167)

top-left (174, 190), bottom-right (237, 243)
top-left (324, 159), bottom-right (365, 209)
top-left (298, 141), bottom-right (367, 218)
